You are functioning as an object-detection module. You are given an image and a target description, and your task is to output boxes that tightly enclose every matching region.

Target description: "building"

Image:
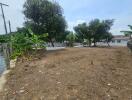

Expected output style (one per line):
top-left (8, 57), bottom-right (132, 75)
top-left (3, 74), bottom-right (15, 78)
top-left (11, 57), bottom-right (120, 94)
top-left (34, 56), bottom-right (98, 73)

top-left (110, 35), bottom-right (130, 46)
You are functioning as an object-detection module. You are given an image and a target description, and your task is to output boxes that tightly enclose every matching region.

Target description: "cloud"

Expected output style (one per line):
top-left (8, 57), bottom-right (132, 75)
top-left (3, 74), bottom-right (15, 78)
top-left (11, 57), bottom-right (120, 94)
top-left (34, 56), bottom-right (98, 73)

top-left (0, 0), bottom-right (132, 35)
top-left (0, 0), bottom-right (25, 34)
top-left (68, 19), bottom-right (86, 31)
top-left (67, 16), bottom-right (132, 35)
top-left (110, 16), bottom-right (132, 35)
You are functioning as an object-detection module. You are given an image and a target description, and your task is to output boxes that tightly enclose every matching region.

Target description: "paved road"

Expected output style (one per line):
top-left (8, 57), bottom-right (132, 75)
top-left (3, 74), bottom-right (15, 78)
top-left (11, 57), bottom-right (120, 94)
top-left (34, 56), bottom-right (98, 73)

top-left (46, 47), bottom-right (65, 51)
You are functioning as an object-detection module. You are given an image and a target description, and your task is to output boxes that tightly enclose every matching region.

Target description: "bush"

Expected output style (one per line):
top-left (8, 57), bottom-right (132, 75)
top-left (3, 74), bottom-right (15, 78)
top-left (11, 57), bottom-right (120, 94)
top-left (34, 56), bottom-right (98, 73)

top-left (10, 29), bottom-right (48, 59)
top-left (66, 32), bottom-right (77, 47)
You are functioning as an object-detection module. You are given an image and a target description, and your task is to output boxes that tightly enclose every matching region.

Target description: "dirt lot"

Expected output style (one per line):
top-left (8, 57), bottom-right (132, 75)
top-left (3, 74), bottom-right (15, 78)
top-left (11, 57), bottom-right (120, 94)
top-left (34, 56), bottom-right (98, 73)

top-left (0, 47), bottom-right (132, 100)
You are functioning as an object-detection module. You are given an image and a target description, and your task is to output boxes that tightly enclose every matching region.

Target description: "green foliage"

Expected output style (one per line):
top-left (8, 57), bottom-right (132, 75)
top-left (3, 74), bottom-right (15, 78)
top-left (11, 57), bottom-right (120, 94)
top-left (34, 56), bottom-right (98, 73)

top-left (89, 19), bottom-right (114, 46)
top-left (10, 29), bottom-right (48, 59)
top-left (10, 32), bottom-right (32, 59)
top-left (102, 32), bottom-right (113, 46)
top-left (56, 30), bottom-right (70, 43)
top-left (74, 19), bottom-right (114, 46)
top-left (28, 29), bottom-right (48, 49)
top-left (0, 34), bottom-right (10, 43)
top-left (66, 32), bottom-right (77, 47)
top-left (74, 23), bottom-right (92, 46)
top-left (23, 0), bottom-right (67, 46)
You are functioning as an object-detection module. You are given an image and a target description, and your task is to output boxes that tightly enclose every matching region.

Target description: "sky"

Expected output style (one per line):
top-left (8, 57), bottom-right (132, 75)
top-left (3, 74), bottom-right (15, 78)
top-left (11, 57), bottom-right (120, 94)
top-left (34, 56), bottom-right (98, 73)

top-left (0, 0), bottom-right (132, 35)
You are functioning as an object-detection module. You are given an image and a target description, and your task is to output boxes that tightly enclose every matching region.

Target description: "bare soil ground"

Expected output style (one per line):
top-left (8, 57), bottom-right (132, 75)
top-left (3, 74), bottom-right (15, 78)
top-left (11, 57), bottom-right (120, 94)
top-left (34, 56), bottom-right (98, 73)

top-left (0, 47), bottom-right (132, 100)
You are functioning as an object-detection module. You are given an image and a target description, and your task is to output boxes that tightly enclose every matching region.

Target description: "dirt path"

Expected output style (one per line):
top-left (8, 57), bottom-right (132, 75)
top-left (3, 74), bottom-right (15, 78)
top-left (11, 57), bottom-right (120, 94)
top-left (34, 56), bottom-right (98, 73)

top-left (0, 47), bottom-right (132, 100)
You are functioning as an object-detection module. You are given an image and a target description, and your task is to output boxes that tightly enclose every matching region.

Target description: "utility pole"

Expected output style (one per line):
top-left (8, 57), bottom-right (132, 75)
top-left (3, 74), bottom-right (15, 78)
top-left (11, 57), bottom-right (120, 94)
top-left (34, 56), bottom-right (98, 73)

top-left (8, 20), bottom-right (12, 56)
top-left (8, 20), bottom-right (12, 33)
top-left (0, 2), bottom-right (9, 34)
top-left (0, 3), bottom-right (11, 68)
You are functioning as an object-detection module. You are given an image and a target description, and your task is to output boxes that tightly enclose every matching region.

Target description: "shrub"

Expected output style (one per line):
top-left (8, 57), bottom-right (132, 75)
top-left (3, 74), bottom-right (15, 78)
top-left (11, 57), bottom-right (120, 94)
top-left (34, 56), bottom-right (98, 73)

top-left (66, 32), bottom-right (77, 47)
top-left (10, 29), bottom-right (48, 59)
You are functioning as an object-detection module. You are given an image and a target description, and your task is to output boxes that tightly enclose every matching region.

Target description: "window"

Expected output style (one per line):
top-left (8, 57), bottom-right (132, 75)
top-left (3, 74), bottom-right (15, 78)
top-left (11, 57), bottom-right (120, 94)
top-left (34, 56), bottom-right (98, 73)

top-left (117, 40), bottom-right (121, 43)
top-left (112, 40), bottom-right (115, 43)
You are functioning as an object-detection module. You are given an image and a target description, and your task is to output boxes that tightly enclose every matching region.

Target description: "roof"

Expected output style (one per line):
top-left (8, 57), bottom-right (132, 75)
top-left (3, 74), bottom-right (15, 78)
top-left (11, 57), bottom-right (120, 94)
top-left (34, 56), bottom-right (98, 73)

top-left (113, 35), bottom-right (130, 40)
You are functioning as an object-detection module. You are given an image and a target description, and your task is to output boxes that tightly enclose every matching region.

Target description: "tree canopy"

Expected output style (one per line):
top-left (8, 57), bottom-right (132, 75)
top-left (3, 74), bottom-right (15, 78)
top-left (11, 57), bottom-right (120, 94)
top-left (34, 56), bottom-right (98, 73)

top-left (89, 19), bottom-right (114, 46)
top-left (23, 0), bottom-right (67, 46)
top-left (74, 19), bottom-right (114, 46)
top-left (74, 23), bottom-right (92, 46)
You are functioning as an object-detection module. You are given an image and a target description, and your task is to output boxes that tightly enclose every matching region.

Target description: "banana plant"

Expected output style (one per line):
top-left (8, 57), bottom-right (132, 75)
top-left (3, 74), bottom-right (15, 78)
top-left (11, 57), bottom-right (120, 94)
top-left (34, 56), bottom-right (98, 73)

top-left (11, 32), bottom-right (33, 59)
top-left (28, 28), bottom-right (48, 50)
top-left (121, 25), bottom-right (132, 39)
top-left (10, 29), bottom-right (48, 59)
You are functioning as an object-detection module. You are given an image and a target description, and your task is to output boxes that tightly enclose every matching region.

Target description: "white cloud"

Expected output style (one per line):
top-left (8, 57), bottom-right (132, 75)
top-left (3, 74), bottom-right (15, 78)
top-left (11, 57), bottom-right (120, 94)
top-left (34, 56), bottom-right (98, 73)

top-left (68, 19), bottom-right (86, 31)
top-left (0, 0), bottom-right (132, 36)
top-left (0, 0), bottom-right (25, 34)
top-left (110, 16), bottom-right (132, 35)
top-left (68, 16), bottom-right (132, 35)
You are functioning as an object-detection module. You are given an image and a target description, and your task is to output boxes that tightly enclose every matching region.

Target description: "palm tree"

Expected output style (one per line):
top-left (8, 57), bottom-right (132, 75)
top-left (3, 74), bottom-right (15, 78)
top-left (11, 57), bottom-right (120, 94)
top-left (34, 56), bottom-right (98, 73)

top-left (121, 25), bottom-right (132, 39)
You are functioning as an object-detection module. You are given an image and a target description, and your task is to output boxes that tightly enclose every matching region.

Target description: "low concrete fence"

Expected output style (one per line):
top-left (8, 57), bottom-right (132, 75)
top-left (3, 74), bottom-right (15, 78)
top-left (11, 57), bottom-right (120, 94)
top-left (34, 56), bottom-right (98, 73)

top-left (46, 42), bottom-right (66, 47)
top-left (0, 43), bottom-right (11, 69)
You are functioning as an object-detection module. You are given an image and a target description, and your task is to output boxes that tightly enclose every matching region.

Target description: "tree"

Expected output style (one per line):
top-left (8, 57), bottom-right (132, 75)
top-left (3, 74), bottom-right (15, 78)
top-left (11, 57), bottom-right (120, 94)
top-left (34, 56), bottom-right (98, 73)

top-left (88, 19), bottom-right (114, 46)
top-left (66, 32), bottom-right (77, 47)
top-left (23, 0), bottom-right (67, 47)
top-left (103, 32), bottom-right (113, 46)
top-left (74, 23), bottom-right (92, 46)
top-left (74, 19), bottom-right (114, 47)
top-left (97, 19), bottom-right (113, 46)
top-left (121, 25), bottom-right (132, 39)
top-left (88, 19), bottom-right (100, 46)
top-left (55, 30), bottom-right (70, 43)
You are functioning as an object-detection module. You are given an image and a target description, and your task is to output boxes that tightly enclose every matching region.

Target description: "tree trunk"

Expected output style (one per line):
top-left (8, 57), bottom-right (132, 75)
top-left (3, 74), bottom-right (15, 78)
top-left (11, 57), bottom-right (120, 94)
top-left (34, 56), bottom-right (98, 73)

top-left (130, 34), bottom-right (132, 39)
top-left (49, 38), bottom-right (55, 47)
top-left (93, 41), bottom-right (96, 47)
top-left (93, 38), bottom-right (97, 47)
top-left (88, 39), bottom-right (92, 47)
top-left (51, 41), bottom-right (54, 47)
top-left (107, 42), bottom-right (110, 47)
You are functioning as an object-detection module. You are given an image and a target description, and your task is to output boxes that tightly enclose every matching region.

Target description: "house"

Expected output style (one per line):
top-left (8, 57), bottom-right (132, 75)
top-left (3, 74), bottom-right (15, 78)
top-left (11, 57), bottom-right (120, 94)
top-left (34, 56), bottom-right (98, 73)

top-left (110, 35), bottom-right (130, 46)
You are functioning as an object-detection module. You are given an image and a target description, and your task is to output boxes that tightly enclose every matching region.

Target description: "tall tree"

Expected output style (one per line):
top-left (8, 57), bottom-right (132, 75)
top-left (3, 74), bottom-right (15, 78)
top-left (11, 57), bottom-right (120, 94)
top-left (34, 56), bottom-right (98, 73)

top-left (89, 19), bottom-right (114, 46)
top-left (23, 0), bottom-right (67, 47)
top-left (88, 19), bottom-right (100, 46)
top-left (74, 23), bottom-right (92, 46)
top-left (74, 19), bottom-right (113, 46)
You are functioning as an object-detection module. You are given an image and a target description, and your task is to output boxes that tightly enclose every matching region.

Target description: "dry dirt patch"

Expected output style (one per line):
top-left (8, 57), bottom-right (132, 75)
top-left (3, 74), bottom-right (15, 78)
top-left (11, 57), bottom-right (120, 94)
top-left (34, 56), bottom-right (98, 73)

top-left (0, 47), bottom-right (132, 100)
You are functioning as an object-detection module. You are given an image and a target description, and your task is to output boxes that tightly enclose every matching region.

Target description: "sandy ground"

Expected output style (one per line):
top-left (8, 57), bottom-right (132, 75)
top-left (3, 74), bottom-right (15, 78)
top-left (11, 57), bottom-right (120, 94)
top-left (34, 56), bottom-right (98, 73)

top-left (0, 59), bottom-right (16, 92)
top-left (0, 47), bottom-right (132, 100)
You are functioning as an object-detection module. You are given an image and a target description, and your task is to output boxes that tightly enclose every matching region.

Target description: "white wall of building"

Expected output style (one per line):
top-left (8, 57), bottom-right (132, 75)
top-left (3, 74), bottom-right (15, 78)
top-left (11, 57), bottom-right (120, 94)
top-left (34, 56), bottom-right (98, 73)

top-left (110, 39), bottom-right (128, 46)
